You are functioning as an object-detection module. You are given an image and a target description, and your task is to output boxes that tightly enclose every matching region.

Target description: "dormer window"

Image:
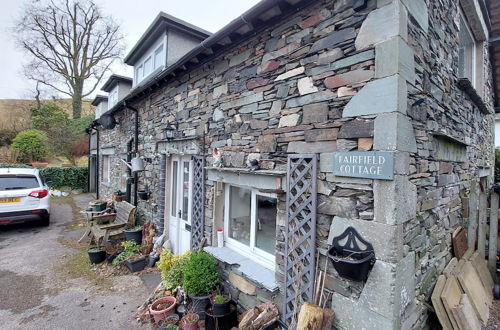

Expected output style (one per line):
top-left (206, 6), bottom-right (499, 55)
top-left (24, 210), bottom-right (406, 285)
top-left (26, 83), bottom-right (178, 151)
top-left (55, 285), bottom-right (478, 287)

top-left (144, 56), bottom-right (152, 77)
top-left (154, 45), bottom-right (164, 69)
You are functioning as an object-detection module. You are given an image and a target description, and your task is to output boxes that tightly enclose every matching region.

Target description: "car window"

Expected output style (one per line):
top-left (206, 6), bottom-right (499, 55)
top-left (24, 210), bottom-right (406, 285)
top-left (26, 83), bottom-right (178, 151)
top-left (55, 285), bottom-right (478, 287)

top-left (0, 175), bottom-right (40, 191)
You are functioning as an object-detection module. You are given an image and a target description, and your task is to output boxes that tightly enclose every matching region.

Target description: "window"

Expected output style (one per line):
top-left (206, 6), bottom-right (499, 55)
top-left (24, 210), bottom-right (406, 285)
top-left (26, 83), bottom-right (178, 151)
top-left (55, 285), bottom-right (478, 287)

top-left (224, 184), bottom-right (277, 268)
top-left (0, 175), bottom-right (39, 191)
top-left (108, 89), bottom-right (118, 108)
top-left (458, 13), bottom-right (476, 86)
top-left (154, 45), bottom-right (164, 69)
top-left (143, 56), bottom-right (152, 77)
top-left (102, 155), bottom-right (110, 183)
top-left (135, 65), bottom-right (143, 83)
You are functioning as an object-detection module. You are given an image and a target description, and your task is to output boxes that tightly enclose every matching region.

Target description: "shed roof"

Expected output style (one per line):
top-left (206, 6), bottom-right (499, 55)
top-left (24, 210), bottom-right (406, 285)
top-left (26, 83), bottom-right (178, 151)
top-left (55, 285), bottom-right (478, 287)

top-left (101, 74), bottom-right (133, 92)
top-left (91, 95), bottom-right (108, 106)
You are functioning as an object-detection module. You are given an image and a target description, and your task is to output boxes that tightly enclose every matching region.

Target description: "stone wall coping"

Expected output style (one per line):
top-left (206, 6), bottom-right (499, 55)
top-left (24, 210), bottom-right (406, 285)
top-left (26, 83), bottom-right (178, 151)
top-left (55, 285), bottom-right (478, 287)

top-left (457, 78), bottom-right (493, 114)
top-left (204, 246), bottom-right (279, 292)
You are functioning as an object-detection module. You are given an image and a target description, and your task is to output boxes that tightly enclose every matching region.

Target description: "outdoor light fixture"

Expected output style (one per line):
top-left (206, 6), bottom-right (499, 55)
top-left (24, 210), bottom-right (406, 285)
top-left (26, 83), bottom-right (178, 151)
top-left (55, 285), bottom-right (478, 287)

top-left (164, 122), bottom-right (178, 140)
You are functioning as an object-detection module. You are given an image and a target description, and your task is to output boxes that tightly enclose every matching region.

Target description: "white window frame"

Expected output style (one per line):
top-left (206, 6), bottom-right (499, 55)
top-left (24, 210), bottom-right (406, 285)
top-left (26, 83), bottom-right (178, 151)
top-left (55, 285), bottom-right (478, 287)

top-left (143, 56), bottom-right (152, 77)
top-left (102, 155), bottom-right (111, 183)
top-left (458, 10), bottom-right (477, 87)
top-left (223, 184), bottom-right (277, 269)
top-left (154, 44), bottom-right (164, 69)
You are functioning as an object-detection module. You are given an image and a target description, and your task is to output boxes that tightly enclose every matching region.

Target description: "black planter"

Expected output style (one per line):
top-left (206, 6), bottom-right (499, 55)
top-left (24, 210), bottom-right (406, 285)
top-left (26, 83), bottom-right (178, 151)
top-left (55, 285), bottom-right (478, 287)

top-left (212, 300), bottom-right (231, 316)
top-left (87, 248), bottom-right (106, 264)
top-left (125, 256), bottom-right (146, 272)
top-left (328, 226), bottom-right (375, 282)
top-left (189, 295), bottom-right (210, 320)
top-left (106, 253), bottom-right (117, 264)
top-left (148, 255), bottom-right (160, 267)
top-left (124, 228), bottom-right (142, 245)
top-left (262, 319), bottom-right (287, 330)
top-left (204, 301), bottom-right (237, 330)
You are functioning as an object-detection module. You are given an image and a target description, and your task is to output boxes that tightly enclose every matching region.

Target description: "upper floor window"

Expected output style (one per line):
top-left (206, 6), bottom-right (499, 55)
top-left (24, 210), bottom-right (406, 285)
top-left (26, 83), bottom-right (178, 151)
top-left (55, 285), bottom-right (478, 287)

top-left (143, 56), bottom-right (152, 77)
top-left (458, 13), bottom-right (477, 86)
top-left (108, 90), bottom-right (118, 109)
top-left (154, 45), bottom-right (164, 69)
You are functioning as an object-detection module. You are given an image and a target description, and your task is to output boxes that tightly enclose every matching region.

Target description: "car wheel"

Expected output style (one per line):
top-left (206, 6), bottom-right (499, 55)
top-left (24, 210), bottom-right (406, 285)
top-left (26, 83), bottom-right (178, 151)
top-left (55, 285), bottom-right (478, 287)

top-left (40, 215), bottom-right (50, 227)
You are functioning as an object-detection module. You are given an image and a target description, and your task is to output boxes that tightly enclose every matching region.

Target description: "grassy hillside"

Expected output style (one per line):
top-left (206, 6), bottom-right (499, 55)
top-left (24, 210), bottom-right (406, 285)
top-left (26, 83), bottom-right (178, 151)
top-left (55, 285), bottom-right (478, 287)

top-left (0, 98), bottom-right (94, 132)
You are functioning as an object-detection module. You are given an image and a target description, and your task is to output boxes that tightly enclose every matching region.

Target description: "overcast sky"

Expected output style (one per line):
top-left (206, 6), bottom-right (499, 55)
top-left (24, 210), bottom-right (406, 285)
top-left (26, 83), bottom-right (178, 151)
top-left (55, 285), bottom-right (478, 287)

top-left (0, 0), bottom-right (260, 100)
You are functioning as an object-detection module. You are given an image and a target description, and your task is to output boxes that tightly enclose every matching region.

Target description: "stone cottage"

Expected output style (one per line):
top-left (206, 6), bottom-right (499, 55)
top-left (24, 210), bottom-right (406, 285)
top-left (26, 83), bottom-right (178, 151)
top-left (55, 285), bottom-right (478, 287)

top-left (88, 0), bottom-right (496, 328)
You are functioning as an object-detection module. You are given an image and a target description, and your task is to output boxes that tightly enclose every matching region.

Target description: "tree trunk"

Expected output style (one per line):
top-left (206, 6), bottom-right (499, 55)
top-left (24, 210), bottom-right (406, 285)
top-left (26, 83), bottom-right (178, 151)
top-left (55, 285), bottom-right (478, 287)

top-left (72, 82), bottom-right (83, 119)
top-left (297, 302), bottom-right (324, 330)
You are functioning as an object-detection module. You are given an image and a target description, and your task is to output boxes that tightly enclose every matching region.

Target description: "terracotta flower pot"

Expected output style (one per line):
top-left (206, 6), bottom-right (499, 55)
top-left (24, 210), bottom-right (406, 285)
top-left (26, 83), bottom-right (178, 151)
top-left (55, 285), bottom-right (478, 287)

top-left (150, 296), bottom-right (177, 323)
top-left (180, 313), bottom-right (199, 330)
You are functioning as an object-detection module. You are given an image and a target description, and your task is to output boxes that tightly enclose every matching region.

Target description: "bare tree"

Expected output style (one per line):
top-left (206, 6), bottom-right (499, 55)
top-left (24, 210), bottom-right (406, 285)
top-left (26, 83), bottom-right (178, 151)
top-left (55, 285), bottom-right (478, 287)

top-left (14, 0), bottom-right (124, 118)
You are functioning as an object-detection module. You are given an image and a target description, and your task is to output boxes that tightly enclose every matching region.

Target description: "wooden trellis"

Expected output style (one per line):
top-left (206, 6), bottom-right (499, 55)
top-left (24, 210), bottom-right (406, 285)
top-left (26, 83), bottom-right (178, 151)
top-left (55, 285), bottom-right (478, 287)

top-left (284, 154), bottom-right (317, 326)
top-left (191, 156), bottom-right (205, 248)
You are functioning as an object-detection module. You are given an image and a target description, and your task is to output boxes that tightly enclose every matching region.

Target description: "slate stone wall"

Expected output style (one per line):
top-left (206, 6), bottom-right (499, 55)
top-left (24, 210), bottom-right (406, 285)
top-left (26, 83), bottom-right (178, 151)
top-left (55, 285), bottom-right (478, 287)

top-left (95, 0), bottom-right (494, 328)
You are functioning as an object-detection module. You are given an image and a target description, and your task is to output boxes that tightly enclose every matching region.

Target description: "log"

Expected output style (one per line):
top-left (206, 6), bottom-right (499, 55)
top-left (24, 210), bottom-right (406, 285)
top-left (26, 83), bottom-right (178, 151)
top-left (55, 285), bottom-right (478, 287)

top-left (467, 183), bottom-right (478, 249)
top-left (239, 307), bottom-right (260, 330)
top-left (321, 308), bottom-right (334, 330)
top-left (297, 302), bottom-right (324, 330)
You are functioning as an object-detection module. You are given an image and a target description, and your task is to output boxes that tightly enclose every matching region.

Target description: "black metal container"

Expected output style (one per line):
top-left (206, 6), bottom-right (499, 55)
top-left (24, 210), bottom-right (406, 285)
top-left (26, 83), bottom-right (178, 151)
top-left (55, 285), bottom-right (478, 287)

top-left (328, 226), bottom-right (375, 282)
top-left (124, 228), bottom-right (142, 245)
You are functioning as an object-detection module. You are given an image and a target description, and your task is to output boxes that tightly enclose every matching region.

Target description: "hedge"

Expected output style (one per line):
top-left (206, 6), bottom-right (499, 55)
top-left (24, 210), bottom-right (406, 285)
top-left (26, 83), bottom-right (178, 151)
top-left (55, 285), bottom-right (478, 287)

top-left (40, 167), bottom-right (88, 191)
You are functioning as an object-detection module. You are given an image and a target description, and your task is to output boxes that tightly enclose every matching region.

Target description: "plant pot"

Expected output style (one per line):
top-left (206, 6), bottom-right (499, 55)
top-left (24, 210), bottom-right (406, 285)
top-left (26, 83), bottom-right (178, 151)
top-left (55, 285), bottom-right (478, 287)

top-left (87, 248), bottom-right (106, 264)
top-left (91, 202), bottom-right (107, 212)
top-left (212, 301), bottom-right (231, 316)
top-left (189, 295), bottom-right (210, 320)
top-left (124, 228), bottom-right (142, 245)
top-left (148, 255), bottom-right (160, 267)
top-left (106, 253), bottom-right (117, 264)
top-left (150, 296), bottom-right (177, 323)
top-left (125, 256), bottom-right (146, 272)
top-left (204, 301), bottom-right (237, 330)
top-left (180, 313), bottom-right (200, 330)
top-left (328, 247), bottom-right (375, 282)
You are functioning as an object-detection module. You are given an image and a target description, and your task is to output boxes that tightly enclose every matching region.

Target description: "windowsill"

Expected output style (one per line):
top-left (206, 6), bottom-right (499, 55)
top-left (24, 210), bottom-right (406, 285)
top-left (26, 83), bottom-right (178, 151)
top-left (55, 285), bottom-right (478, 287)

top-left (457, 78), bottom-right (493, 114)
top-left (204, 246), bottom-right (279, 292)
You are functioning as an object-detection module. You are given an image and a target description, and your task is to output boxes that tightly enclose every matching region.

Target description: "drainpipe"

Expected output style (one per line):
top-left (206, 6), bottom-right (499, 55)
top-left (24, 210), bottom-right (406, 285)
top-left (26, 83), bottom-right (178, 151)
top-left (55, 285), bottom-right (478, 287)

top-left (123, 101), bottom-right (139, 206)
top-left (95, 127), bottom-right (100, 199)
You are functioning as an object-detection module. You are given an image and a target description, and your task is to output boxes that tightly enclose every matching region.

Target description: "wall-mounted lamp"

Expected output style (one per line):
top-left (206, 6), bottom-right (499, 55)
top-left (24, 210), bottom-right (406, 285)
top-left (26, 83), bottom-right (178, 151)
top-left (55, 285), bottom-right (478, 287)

top-left (164, 122), bottom-right (178, 140)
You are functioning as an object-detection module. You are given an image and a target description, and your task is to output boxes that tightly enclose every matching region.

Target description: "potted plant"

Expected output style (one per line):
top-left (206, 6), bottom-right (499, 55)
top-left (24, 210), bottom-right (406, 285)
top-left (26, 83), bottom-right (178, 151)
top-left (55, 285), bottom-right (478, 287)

top-left (124, 225), bottom-right (143, 244)
top-left (164, 325), bottom-right (179, 330)
top-left (179, 313), bottom-right (200, 330)
top-left (211, 294), bottom-right (230, 316)
top-left (87, 247), bottom-right (106, 264)
top-left (157, 249), bottom-right (191, 290)
top-left (149, 296), bottom-right (177, 323)
top-left (112, 240), bottom-right (145, 272)
top-left (183, 251), bottom-right (219, 320)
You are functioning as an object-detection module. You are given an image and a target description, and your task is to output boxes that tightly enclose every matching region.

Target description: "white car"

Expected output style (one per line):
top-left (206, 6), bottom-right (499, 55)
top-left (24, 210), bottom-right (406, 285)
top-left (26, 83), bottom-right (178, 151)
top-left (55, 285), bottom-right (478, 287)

top-left (0, 167), bottom-right (51, 226)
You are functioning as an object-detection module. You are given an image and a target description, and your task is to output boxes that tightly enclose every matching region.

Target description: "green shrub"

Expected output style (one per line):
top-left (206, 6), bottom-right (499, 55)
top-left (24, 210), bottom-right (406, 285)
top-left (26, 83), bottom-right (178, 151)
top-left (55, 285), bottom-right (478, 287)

top-left (0, 163), bottom-right (32, 168)
top-left (11, 129), bottom-right (48, 162)
top-left (112, 240), bottom-right (141, 266)
top-left (157, 250), bottom-right (191, 289)
top-left (39, 167), bottom-right (88, 191)
top-left (183, 251), bottom-right (219, 297)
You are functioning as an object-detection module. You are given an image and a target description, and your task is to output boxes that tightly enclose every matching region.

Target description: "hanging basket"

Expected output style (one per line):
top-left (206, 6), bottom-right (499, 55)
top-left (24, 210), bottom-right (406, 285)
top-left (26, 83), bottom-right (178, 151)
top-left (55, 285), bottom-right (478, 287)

top-left (328, 226), bottom-right (375, 282)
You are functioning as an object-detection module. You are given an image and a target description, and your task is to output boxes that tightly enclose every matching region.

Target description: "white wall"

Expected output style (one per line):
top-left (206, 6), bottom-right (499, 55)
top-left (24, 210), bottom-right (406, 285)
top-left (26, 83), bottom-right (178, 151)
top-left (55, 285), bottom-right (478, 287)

top-left (495, 120), bottom-right (500, 148)
top-left (95, 100), bottom-right (108, 119)
top-left (167, 29), bottom-right (203, 66)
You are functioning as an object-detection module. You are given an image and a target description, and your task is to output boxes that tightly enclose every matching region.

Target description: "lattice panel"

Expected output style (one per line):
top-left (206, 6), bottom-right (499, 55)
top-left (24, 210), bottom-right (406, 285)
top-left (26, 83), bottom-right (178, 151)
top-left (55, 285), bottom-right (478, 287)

top-left (284, 154), bottom-right (317, 327)
top-left (191, 156), bottom-right (205, 248)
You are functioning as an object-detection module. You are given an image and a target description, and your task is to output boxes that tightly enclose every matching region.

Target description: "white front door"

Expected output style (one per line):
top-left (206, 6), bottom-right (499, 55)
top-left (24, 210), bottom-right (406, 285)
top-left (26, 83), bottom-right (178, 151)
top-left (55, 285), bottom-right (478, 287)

top-left (168, 156), bottom-right (192, 255)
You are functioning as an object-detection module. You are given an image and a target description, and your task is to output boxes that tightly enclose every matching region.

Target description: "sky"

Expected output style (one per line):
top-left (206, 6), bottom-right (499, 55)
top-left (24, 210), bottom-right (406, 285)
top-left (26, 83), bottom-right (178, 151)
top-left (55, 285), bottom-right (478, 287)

top-left (0, 0), bottom-right (260, 100)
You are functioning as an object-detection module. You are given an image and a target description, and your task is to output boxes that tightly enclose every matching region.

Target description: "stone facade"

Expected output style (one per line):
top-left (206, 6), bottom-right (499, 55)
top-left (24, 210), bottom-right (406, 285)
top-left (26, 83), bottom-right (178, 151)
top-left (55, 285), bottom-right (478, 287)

top-left (93, 0), bottom-right (495, 328)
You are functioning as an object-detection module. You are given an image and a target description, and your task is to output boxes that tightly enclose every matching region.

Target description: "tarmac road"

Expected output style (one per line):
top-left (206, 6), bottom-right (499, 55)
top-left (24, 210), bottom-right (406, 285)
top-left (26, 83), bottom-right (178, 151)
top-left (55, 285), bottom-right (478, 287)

top-left (0, 195), bottom-right (151, 330)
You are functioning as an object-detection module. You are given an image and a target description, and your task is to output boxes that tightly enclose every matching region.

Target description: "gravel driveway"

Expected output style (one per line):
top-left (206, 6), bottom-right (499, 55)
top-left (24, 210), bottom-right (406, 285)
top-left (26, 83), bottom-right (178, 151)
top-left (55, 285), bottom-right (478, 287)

top-left (0, 195), bottom-right (152, 330)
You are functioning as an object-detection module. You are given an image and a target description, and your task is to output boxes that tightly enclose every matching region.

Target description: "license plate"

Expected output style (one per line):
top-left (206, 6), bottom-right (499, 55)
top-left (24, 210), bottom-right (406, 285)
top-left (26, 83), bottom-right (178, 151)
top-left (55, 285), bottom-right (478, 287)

top-left (0, 197), bottom-right (21, 203)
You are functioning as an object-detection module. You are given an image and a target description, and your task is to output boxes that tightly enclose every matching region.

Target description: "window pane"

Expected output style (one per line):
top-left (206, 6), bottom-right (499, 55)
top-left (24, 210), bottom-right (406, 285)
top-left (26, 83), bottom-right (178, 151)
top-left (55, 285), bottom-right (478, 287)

top-left (154, 45), bottom-right (164, 69)
top-left (0, 176), bottom-right (39, 191)
top-left (459, 16), bottom-right (474, 82)
top-left (255, 195), bottom-right (277, 254)
top-left (144, 57), bottom-right (152, 76)
top-left (182, 161), bottom-right (189, 221)
top-left (171, 161), bottom-right (178, 217)
top-left (229, 186), bottom-right (251, 246)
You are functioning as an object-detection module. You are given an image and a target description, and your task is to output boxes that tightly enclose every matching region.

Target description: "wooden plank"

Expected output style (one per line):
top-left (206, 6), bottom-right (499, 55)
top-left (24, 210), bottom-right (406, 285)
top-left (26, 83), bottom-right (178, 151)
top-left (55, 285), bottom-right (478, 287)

top-left (456, 261), bottom-right (490, 325)
top-left (461, 248), bottom-right (474, 261)
top-left (477, 192), bottom-right (487, 258)
top-left (467, 183), bottom-right (478, 249)
top-left (441, 276), bottom-right (464, 330)
top-left (470, 251), bottom-right (494, 300)
top-left (451, 294), bottom-right (482, 330)
top-left (452, 227), bottom-right (468, 259)
top-left (488, 192), bottom-right (499, 277)
top-left (431, 275), bottom-right (454, 330)
top-left (443, 258), bottom-right (458, 278)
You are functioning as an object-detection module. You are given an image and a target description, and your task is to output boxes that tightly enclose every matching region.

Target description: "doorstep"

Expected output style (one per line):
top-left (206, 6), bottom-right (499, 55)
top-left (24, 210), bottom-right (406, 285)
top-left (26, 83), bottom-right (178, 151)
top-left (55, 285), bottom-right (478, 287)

top-left (204, 247), bottom-right (279, 292)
